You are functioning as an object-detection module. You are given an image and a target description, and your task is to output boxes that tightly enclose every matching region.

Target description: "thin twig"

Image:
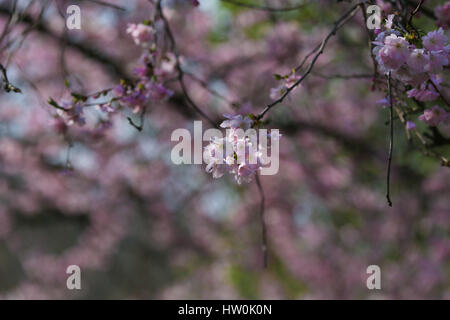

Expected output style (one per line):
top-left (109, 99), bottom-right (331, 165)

top-left (0, 0), bottom-right (17, 45)
top-left (405, 0), bottom-right (435, 19)
top-left (127, 106), bottom-right (147, 132)
top-left (407, 0), bottom-right (424, 25)
top-left (255, 174), bottom-right (267, 268)
top-left (184, 72), bottom-right (235, 107)
top-left (156, 0), bottom-right (217, 128)
top-left (429, 79), bottom-right (450, 109)
top-left (256, 2), bottom-right (363, 120)
top-left (0, 63), bottom-right (21, 93)
top-left (386, 72), bottom-right (394, 207)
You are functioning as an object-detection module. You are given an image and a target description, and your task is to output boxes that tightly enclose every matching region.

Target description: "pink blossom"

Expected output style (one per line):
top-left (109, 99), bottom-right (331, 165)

top-left (407, 87), bottom-right (439, 102)
top-left (220, 114), bottom-right (252, 130)
top-left (133, 66), bottom-right (150, 78)
top-left (270, 85), bottom-right (286, 100)
top-left (60, 102), bottom-right (86, 126)
top-left (120, 90), bottom-right (147, 113)
top-left (425, 50), bottom-right (449, 74)
top-left (418, 106), bottom-right (449, 126)
top-left (392, 64), bottom-right (428, 87)
top-left (285, 73), bottom-right (302, 88)
top-left (407, 49), bottom-right (429, 73)
top-left (203, 138), bottom-right (228, 179)
top-left (146, 83), bottom-right (174, 100)
top-left (407, 76), bottom-right (442, 102)
top-left (155, 53), bottom-right (177, 77)
top-left (113, 84), bottom-right (125, 96)
top-left (270, 73), bottom-right (302, 99)
top-left (378, 34), bottom-right (410, 70)
top-left (98, 103), bottom-right (115, 113)
top-left (435, 2), bottom-right (450, 29)
top-left (127, 23), bottom-right (154, 46)
top-left (206, 114), bottom-right (279, 184)
top-left (422, 28), bottom-right (447, 51)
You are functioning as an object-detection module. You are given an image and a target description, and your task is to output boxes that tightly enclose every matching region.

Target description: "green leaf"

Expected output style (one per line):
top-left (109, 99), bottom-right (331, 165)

top-left (48, 97), bottom-right (61, 109)
top-left (71, 92), bottom-right (88, 102)
top-left (273, 74), bottom-right (284, 80)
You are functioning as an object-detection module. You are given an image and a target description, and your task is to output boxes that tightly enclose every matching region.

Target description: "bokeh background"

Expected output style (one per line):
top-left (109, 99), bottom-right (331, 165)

top-left (0, 0), bottom-right (449, 299)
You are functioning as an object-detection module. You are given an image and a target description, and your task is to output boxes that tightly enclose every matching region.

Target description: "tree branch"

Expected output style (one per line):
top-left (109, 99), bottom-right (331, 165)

top-left (156, 0), bottom-right (218, 128)
top-left (256, 1), bottom-right (364, 120)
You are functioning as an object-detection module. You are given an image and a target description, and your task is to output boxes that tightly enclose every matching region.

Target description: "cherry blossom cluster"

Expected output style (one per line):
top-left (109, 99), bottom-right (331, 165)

top-left (417, 105), bottom-right (449, 126)
top-left (49, 92), bottom-right (112, 135)
top-left (113, 22), bottom-right (175, 114)
top-left (204, 114), bottom-right (281, 184)
top-left (373, 23), bottom-right (450, 127)
top-left (49, 19), bottom-right (176, 132)
top-left (374, 28), bottom-right (448, 82)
